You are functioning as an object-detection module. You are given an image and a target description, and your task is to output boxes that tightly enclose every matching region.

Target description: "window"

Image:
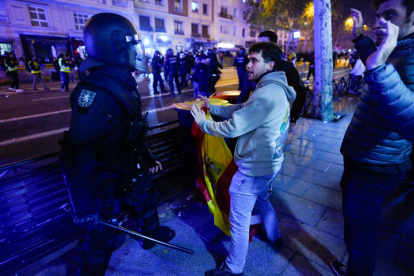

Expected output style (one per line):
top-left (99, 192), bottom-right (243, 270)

top-left (202, 25), bottom-right (209, 35)
top-left (233, 8), bottom-right (238, 18)
top-left (155, 18), bottom-right (165, 32)
top-left (112, 0), bottom-right (128, 8)
top-left (250, 30), bottom-right (256, 38)
top-left (242, 28), bottom-right (245, 37)
top-left (203, 4), bottom-right (208, 15)
top-left (220, 25), bottom-right (229, 34)
top-left (174, 0), bottom-right (182, 12)
top-left (191, 23), bottom-right (199, 34)
top-left (28, 5), bottom-right (49, 27)
top-left (155, 0), bottom-right (162, 5)
top-left (139, 15), bottom-right (151, 31)
top-left (202, 25), bottom-right (209, 38)
top-left (233, 26), bottom-right (237, 36)
top-left (74, 13), bottom-right (90, 31)
top-left (174, 21), bottom-right (184, 35)
top-left (191, 1), bottom-right (198, 12)
top-left (220, 7), bottom-right (228, 15)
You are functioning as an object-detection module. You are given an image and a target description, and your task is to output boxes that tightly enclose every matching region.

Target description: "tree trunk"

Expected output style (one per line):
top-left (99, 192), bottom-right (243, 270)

top-left (311, 0), bottom-right (334, 122)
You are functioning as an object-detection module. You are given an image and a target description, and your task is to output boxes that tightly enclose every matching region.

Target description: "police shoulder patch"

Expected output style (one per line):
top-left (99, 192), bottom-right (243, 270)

top-left (78, 89), bottom-right (97, 107)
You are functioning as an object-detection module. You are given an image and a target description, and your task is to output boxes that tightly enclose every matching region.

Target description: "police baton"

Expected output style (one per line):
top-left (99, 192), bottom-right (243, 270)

top-left (61, 204), bottom-right (194, 254)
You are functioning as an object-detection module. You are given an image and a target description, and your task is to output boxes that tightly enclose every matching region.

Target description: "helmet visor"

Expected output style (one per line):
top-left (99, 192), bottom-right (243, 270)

top-left (126, 34), bottom-right (148, 72)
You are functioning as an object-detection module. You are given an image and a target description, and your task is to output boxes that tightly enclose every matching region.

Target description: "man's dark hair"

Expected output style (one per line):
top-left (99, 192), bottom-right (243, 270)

top-left (258, 31), bottom-right (278, 43)
top-left (249, 42), bottom-right (282, 68)
top-left (373, 0), bottom-right (414, 17)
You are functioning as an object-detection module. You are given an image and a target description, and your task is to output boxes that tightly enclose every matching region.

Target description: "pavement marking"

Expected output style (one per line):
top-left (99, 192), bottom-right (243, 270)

top-left (0, 127), bottom-right (69, 147)
top-left (0, 109), bottom-right (72, 124)
top-left (32, 95), bottom-right (70, 101)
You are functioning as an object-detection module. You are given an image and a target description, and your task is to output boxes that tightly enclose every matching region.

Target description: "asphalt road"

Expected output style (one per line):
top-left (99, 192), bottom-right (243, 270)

top-left (0, 64), bottom-right (350, 166)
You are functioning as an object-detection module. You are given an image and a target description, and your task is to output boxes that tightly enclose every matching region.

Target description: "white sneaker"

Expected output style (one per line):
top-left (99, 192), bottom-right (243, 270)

top-left (8, 87), bottom-right (15, 91)
top-left (15, 89), bottom-right (24, 92)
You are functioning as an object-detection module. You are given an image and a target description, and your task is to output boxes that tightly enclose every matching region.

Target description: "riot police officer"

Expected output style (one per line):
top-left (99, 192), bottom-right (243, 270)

top-left (234, 48), bottom-right (249, 90)
top-left (151, 50), bottom-right (167, 93)
top-left (179, 51), bottom-right (188, 88)
top-left (207, 48), bottom-right (222, 92)
top-left (164, 48), bottom-right (181, 97)
top-left (59, 13), bottom-right (175, 276)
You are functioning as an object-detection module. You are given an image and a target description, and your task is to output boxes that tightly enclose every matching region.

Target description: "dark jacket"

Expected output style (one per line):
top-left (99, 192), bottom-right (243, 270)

top-left (193, 63), bottom-right (213, 93)
top-left (164, 55), bottom-right (180, 74)
top-left (340, 34), bottom-right (413, 167)
top-left (60, 65), bottom-right (155, 214)
top-left (234, 54), bottom-right (248, 71)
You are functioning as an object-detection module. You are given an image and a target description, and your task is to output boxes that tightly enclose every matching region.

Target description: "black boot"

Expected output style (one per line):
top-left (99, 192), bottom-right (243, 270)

top-left (142, 226), bottom-right (175, 249)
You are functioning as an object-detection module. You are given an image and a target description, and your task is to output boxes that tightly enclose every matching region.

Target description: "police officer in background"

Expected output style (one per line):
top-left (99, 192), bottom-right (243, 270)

top-left (151, 50), bottom-right (167, 94)
top-left (207, 48), bottom-right (222, 92)
top-left (233, 48), bottom-right (249, 90)
top-left (59, 13), bottom-right (175, 276)
top-left (4, 52), bottom-right (23, 92)
top-left (164, 48), bottom-right (181, 97)
top-left (58, 53), bottom-right (70, 91)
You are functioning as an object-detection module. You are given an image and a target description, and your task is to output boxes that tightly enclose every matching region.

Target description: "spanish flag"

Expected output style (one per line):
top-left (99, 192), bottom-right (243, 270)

top-left (191, 109), bottom-right (261, 240)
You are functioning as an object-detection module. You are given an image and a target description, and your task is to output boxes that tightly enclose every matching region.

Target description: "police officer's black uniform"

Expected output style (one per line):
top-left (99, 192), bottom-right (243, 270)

top-left (207, 48), bottom-right (222, 92)
top-left (164, 49), bottom-right (181, 96)
top-left (151, 51), bottom-right (166, 93)
top-left (59, 13), bottom-right (175, 276)
top-left (234, 48), bottom-right (249, 90)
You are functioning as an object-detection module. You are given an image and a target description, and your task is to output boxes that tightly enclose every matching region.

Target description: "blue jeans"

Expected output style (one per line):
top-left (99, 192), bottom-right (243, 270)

top-left (225, 169), bottom-right (280, 274)
top-left (60, 72), bottom-right (69, 90)
top-left (340, 165), bottom-right (406, 276)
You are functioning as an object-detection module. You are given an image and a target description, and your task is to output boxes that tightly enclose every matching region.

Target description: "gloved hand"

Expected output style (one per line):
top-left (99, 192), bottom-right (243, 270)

top-left (191, 103), bottom-right (207, 125)
top-left (73, 212), bottom-right (99, 230)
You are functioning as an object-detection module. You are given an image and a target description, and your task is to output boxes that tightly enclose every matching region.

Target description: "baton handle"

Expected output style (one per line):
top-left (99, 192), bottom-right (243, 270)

top-left (100, 221), bottom-right (194, 254)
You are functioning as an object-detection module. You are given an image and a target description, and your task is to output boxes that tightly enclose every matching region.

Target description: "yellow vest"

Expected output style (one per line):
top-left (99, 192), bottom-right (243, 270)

top-left (29, 61), bottom-right (40, 74)
top-left (4, 60), bottom-right (18, 72)
top-left (58, 58), bottom-right (71, 73)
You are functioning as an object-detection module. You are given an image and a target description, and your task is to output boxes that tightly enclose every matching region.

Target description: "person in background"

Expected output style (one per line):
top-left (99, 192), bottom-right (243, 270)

top-left (151, 50), bottom-right (167, 94)
top-left (193, 54), bottom-right (213, 98)
top-left (192, 42), bottom-right (296, 276)
top-left (58, 53), bottom-right (70, 91)
top-left (287, 49), bottom-right (297, 67)
top-left (75, 53), bottom-right (84, 81)
top-left (164, 48), bottom-right (181, 97)
top-left (233, 48), bottom-right (249, 90)
top-left (304, 52), bottom-right (315, 84)
top-left (348, 54), bottom-right (365, 94)
top-left (67, 55), bottom-right (76, 82)
top-left (28, 55), bottom-right (49, 91)
top-left (4, 52), bottom-right (23, 92)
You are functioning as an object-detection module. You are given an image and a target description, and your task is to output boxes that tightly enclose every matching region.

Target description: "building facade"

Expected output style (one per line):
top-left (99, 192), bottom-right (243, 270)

top-left (0, 0), bottom-right (255, 61)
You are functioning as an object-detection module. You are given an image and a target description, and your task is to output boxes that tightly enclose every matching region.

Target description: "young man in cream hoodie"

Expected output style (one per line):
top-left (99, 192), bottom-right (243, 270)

top-left (191, 42), bottom-right (296, 276)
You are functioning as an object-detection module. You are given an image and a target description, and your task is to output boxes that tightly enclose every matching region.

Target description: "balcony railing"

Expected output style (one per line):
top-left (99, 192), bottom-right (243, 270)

top-left (175, 30), bottom-right (184, 35)
top-left (140, 26), bottom-right (153, 32)
top-left (191, 33), bottom-right (201, 38)
top-left (219, 12), bottom-right (233, 19)
top-left (155, 28), bottom-right (166, 33)
top-left (202, 34), bottom-right (210, 39)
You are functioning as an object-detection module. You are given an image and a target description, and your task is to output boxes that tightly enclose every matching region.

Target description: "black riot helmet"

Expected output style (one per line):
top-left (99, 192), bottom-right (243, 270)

top-left (82, 13), bottom-right (148, 72)
top-left (239, 48), bottom-right (246, 55)
top-left (153, 50), bottom-right (161, 59)
top-left (212, 47), bottom-right (218, 55)
top-left (166, 48), bottom-right (174, 56)
top-left (206, 49), bottom-right (213, 55)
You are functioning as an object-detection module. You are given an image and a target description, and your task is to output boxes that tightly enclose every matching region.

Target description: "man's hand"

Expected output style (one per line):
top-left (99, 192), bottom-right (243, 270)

top-left (351, 8), bottom-right (363, 39)
top-left (191, 103), bottom-right (207, 125)
top-left (148, 160), bottom-right (162, 174)
top-left (199, 95), bottom-right (211, 110)
top-left (366, 19), bottom-right (399, 70)
top-left (74, 212), bottom-right (99, 230)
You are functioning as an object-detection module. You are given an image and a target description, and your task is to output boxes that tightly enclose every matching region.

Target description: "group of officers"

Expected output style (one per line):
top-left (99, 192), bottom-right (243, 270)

top-left (151, 47), bottom-right (223, 98)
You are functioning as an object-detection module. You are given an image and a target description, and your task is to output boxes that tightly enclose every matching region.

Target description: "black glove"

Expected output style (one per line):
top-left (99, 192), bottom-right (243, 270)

top-left (73, 212), bottom-right (99, 230)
